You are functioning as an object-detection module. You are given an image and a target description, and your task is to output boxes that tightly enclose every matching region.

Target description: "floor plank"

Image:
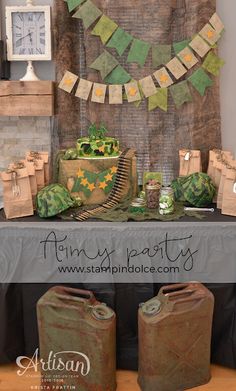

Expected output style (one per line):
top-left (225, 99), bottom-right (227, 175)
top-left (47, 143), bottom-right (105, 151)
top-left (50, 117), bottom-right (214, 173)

top-left (0, 364), bottom-right (235, 390)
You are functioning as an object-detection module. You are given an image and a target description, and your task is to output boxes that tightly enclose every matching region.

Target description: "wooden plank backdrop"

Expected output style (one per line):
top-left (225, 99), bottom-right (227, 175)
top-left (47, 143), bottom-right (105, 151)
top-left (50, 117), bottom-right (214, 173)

top-left (53, 0), bottom-right (221, 183)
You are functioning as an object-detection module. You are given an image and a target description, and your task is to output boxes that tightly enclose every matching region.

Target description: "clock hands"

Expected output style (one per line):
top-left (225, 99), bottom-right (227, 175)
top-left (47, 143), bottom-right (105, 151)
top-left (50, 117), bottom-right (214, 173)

top-left (16, 31), bottom-right (33, 44)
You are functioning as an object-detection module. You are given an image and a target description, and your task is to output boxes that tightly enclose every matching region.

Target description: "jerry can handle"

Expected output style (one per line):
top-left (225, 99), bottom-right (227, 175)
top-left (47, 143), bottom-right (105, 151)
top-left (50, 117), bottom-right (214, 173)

top-left (53, 287), bottom-right (96, 304)
top-left (159, 283), bottom-right (193, 297)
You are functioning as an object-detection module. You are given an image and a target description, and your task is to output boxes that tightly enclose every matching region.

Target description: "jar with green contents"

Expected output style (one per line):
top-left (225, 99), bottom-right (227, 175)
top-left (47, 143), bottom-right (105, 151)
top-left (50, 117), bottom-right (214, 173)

top-left (159, 187), bottom-right (175, 215)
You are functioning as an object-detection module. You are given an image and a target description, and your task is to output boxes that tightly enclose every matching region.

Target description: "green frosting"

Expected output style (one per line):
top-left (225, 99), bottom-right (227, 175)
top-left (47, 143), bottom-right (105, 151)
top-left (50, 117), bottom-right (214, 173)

top-left (76, 137), bottom-right (120, 158)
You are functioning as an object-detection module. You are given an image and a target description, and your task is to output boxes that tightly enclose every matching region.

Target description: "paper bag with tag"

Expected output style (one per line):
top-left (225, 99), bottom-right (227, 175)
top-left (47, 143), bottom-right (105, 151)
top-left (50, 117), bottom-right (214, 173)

top-left (25, 152), bottom-right (46, 191)
top-left (0, 163), bottom-right (33, 219)
top-left (222, 168), bottom-right (236, 217)
top-left (179, 150), bottom-right (202, 177)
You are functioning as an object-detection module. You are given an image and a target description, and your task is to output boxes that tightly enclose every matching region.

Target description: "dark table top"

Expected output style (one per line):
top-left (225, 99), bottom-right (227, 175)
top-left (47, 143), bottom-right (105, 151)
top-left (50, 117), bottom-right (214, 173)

top-left (1, 206), bottom-right (236, 224)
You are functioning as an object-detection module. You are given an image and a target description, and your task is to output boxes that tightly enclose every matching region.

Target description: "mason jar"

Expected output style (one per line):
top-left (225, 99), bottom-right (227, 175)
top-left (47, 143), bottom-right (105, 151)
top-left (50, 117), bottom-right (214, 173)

top-left (146, 183), bottom-right (161, 209)
top-left (159, 187), bottom-right (175, 215)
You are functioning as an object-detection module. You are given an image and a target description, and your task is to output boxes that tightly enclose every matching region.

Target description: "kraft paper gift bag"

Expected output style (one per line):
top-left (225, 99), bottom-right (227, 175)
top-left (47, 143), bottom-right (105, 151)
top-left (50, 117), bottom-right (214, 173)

top-left (222, 168), bottom-right (236, 217)
top-left (0, 164), bottom-right (33, 219)
top-left (217, 166), bottom-right (228, 210)
top-left (213, 160), bottom-right (223, 203)
top-left (39, 151), bottom-right (50, 186)
top-left (21, 160), bottom-right (37, 208)
top-left (26, 152), bottom-right (45, 191)
top-left (179, 150), bottom-right (202, 177)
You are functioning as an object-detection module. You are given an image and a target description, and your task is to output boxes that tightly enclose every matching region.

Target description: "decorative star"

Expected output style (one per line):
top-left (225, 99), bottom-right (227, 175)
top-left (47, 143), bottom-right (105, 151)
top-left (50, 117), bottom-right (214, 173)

top-left (105, 173), bottom-right (113, 182)
top-left (110, 166), bottom-right (118, 174)
top-left (87, 183), bottom-right (96, 191)
top-left (77, 168), bottom-right (84, 178)
top-left (184, 54), bottom-right (192, 62)
top-left (160, 74), bottom-right (168, 83)
top-left (64, 78), bottom-right (73, 86)
top-left (95, 88), bottom-right (103, 97)
top-left (98, 145), bottom-right (105, 153)
top-left (207, 30), bottom-right (214, 38)
top-left (128, 87), bottom-right (137, 97)
top-left (99, 181), bottom-right (108, 189)
top-left (81, 178), bottom-right (89, 186)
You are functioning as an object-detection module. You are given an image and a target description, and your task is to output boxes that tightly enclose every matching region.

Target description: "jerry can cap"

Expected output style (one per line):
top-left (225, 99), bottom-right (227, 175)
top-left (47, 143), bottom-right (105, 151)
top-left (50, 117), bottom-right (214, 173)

top-left (91, 304), bottom-right (114, 320)
top-left (141, 298), bottom-right (162, 316)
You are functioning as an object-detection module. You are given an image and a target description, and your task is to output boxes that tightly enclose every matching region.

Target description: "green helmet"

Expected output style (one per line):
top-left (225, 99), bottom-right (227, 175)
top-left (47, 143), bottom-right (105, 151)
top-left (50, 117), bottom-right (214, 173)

top-left (172, 173), bottom-right (215, 207)
top-left (36, 184), bottom-right (75, 218)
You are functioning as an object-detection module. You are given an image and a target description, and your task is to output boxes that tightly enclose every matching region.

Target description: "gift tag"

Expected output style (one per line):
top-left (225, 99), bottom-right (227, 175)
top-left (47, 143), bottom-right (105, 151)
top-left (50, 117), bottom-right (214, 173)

top-left (233, 183), bottom-right (236, 194)
top-left (184, 152), bottom-right (191, 161)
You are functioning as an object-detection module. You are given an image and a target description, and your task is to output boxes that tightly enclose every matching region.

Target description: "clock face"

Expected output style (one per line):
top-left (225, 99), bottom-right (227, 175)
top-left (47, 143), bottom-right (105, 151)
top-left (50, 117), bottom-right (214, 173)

top-left (12, 12), bottom-right (46, 56)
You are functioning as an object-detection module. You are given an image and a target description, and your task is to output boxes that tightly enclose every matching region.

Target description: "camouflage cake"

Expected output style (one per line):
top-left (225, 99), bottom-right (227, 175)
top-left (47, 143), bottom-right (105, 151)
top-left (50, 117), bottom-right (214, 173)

top-left (76, 136), bottom-right (120, 158)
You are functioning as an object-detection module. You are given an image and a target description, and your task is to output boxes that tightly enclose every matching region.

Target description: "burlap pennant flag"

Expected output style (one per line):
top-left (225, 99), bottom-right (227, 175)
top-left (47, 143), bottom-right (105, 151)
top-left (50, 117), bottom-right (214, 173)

top-left (127, 39), bottom-right (151, 67)
top-left (173, 39), bottom-right (191, 55)
top-left (139, 76), bottom-right (157, 98)
top-left (91, 15), bottom-right (118, 44)
top-left (153, 67), bottom-right (174, 88)
top-left (166, 57), bottom-right (187, 79)
top-left (177, 47), bottom-right (198, 69)
top-left (188, 68), bottom-right (213, 96)
top-left (91, 83), bottom-right (107, 103)
top-left (152, 45), bottom-right (171, 67)
top-left (170, 81), bottom-right (192, 108)
top-left (202, 51), bottom-right (225, 76)
top-left (104, 65), bottom-right (131, 84)
top-left (209, 13), bottom-right (224, 34)
top-left (72, 0), bottom-right (102, 29)
top-left (124, 81), bottom-right (141, 102)
top-left (148, 88), bottom-right (168, 112)
top-left (199, 23), bottom-right (220, 45)
top-left (189, 35), bottom-right (211, 58)
top-left (75, 78), bottom-right (93, 100)
top-left (67, 0), bottom-right (85, 13)
top-left (58, 71), bottom-right (78, 93)
top-left (106, 27), bottom-right (133, 56)
top-left (89, 50), bottom-right (118, 80)
top-left (109, 85), bottom-right (123, 104)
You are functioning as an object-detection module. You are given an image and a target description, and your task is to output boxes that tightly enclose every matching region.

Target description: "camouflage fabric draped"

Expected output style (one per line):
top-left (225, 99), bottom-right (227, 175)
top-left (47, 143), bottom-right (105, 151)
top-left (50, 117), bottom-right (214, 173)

top-left (53, 0), bottom-right (221, 183)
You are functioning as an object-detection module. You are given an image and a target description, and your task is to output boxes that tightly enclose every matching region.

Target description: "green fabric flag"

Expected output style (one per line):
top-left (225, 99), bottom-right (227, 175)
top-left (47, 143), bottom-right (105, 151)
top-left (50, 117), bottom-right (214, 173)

top-left (127, 39), bottom-right (151, 67)
top-left (170, 81), bottom-right (192, 108)
top-left (104, 65), bottom-right (131, 84)
top-left (67, 0), bottom-right (85, 13)
top-left (91, 15), bottom-right (118, 44)
top-left (106, 27), bottom-right (133, 56)
top-left (148, 88), bottom-right (168, 112)
top-left (173, 39), bottom-right (191, 55)
top-left (152, 45), bottom-right (171, 67)
top-left (188, 68), bottom-right (213, 96)
top-left (202, 51), bottom-right (225, 76)
top-left (89, 50), bottom-right (118, 80)
top-left (72, 0), bottom-right (102, 29)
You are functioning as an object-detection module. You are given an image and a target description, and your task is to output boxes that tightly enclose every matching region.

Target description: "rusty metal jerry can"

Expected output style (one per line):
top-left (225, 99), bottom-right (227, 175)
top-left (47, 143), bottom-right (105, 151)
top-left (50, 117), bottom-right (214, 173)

top-left (37, 286), bottom-right (116, 391)
top-left (138, 283), bottom-right (214, 391)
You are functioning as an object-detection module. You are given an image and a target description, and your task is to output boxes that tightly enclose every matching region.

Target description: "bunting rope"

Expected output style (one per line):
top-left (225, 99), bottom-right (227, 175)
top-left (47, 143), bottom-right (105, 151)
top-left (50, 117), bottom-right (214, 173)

top-left (65, 0), bottom-right (224, 69)
top-left (59, 5), bottom-right (225, 111)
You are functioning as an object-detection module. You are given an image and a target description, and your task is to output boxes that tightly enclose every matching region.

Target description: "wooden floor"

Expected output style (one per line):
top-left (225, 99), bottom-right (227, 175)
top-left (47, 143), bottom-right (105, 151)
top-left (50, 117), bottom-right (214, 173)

top-left (0, 364), bottom-right (236, 390)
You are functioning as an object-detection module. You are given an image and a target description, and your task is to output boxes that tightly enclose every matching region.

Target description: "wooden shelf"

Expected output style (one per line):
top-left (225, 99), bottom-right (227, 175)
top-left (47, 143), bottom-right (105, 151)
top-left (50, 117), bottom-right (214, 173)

top-left (0, 81), bottom-right (54, 116)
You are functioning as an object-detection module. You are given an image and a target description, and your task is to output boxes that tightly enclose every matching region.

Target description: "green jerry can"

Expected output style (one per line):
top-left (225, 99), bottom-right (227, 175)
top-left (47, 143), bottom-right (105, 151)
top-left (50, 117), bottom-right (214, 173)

top-left (138, 283), bottom-right (214, 391)
top-left (37, 286), bottom-right (116, 391)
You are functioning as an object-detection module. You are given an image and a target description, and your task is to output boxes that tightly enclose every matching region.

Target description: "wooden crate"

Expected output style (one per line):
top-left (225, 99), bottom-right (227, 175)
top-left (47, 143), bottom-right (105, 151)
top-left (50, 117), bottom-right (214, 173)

top-left (0, 81), bottom-right (54, 116)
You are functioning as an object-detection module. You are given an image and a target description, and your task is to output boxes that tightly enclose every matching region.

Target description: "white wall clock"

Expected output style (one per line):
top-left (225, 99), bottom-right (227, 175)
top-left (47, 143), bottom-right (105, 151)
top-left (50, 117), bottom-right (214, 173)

top-left (5, 0), bottom-right (51, 80)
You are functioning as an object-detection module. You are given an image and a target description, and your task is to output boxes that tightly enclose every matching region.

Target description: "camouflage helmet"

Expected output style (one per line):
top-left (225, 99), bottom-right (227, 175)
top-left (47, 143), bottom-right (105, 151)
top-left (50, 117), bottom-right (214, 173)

top-left (36, 183), bottom-right (75, 218)
top-left (172, 173), bottom-right (215, 207)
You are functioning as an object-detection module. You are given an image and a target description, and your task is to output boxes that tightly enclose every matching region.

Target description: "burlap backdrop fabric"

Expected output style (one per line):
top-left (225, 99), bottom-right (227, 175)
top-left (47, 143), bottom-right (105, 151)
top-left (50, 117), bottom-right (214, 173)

top-left (53, 0), bottom-right (221, 184)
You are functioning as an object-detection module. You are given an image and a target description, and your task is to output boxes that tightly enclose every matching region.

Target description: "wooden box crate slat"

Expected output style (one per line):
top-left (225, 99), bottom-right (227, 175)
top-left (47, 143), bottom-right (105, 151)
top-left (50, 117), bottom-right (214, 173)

top-left (0, 81), bottom-right (54, 116)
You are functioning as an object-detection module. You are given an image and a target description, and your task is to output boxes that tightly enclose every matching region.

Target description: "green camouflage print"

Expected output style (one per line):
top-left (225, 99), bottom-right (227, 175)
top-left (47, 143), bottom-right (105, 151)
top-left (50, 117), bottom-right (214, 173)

top-left (171, 173), bottom-right (215, 207)
top-left (36, 184), bottom-right (75, 218)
